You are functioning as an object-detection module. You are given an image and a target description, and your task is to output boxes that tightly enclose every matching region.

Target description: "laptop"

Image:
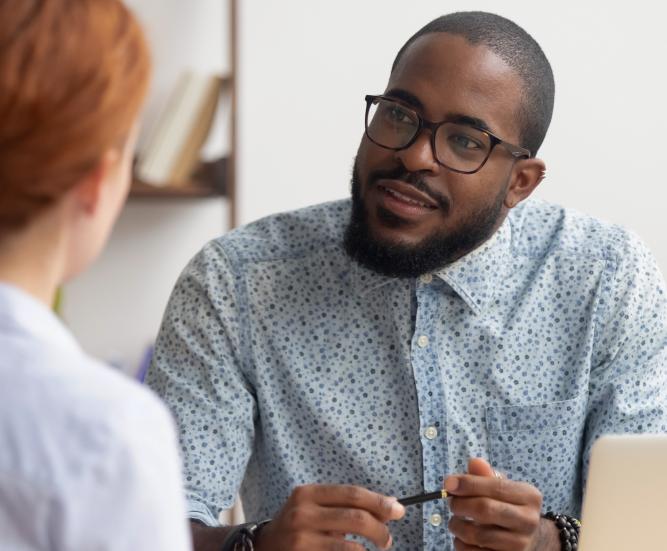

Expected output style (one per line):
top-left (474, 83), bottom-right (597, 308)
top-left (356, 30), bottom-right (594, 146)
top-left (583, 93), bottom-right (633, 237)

top-left (579, 434), bottom-right (667, 550)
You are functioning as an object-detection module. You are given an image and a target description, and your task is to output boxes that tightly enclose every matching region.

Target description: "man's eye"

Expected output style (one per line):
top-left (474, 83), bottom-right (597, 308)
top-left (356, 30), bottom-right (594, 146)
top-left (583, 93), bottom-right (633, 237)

top-left (387, 106), bottom-right (410, 123)
top-left (451, 134), bottom-right (480, 149)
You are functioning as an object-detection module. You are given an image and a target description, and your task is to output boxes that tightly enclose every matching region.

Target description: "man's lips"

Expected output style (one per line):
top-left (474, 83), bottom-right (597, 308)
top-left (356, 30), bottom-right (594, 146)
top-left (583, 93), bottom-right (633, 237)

top-left (376, 180), bottom-right (439, 209)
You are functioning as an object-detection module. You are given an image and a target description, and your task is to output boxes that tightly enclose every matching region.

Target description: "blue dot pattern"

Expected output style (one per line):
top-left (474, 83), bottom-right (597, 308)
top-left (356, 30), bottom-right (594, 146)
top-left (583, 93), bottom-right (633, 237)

top-left (147, 198), bottom-right (667, 551)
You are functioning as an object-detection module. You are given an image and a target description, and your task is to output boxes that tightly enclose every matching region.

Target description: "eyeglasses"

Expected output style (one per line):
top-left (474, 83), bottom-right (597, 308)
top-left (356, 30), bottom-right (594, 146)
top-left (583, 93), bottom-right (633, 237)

top-left (364, 95), bottom-right (531, 175)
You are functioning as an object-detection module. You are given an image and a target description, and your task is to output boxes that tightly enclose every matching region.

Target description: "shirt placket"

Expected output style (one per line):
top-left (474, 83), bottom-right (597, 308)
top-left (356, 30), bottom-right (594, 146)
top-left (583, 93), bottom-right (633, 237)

top-left (412, 276), bottom-right (450, 549)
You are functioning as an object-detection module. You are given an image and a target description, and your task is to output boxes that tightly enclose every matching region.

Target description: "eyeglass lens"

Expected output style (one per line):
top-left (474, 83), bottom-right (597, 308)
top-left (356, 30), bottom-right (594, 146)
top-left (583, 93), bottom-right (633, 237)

top-left (366, 99), bottom-right (493, 173)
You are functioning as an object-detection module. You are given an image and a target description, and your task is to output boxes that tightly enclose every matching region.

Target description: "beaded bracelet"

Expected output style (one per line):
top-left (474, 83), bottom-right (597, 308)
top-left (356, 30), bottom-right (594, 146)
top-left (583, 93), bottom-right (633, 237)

top-left (219, 519), bottom-right (271, 551)
top-left (541, 511), bottom-right (581, 551)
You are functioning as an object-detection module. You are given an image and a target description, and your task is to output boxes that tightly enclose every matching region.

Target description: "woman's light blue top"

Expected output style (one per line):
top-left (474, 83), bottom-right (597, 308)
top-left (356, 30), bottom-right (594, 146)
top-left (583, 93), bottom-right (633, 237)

top-left (0, 282), bottom-right (192, 550)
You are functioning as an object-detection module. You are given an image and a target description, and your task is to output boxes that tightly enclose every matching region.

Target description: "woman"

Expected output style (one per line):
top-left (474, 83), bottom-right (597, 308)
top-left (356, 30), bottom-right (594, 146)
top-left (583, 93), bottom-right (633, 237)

top-left (0, 1), bottom-right (191, 549)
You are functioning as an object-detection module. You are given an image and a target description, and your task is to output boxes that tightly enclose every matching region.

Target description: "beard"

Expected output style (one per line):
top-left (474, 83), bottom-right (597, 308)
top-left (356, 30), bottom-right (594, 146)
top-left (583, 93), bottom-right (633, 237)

top-left (343, 157), bottom-right (508, 279)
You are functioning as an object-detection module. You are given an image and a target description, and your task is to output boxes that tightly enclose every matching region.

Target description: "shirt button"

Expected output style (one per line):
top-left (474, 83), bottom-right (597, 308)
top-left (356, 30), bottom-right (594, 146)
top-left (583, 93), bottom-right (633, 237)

top-left (425, 426), bottom-right (438, 439)
top-left (420, 274), bottom-right (433, 283)
top-left (429, 513), bottom-right (442, 526)
top-left (417, 335), bottom-right (429, 347)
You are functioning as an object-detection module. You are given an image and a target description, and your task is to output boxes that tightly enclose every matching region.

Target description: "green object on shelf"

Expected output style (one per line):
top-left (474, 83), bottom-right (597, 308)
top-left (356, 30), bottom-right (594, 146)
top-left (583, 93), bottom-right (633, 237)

top-left (53, 287), bottom-right (63, 317)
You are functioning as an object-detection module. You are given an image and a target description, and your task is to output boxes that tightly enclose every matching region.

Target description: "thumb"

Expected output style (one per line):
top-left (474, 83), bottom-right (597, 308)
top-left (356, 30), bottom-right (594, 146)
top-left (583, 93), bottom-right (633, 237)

top-left (467, 457), bottom-right (498, 478)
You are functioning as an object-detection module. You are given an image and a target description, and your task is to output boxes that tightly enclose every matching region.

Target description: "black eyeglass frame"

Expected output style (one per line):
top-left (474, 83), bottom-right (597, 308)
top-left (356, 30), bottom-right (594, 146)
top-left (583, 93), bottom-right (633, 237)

top-left (364, 95), bottom-right (531, 175)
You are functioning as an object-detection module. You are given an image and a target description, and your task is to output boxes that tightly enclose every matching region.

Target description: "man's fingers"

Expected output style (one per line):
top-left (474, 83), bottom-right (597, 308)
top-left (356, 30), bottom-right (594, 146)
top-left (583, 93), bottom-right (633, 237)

top-left (448, 496), bottom-right (537, 532)
top-left (267, 484), bottom-right (403, 551)
top-left (444, 461), bottom-right (543, 551)
top-left (315, 506), bottom-right (394, 550)
top-left (278, 502), bottom-right (392, 551)
top-left (467, 457), bottom-right (498, 478)
top-left (449, 516), bottom-right (531, 551)
top-left (291, 533), bottom-right (368, 551)
top-left (444, 475), bottom-right (542, 507)
top-left (306, 484), bottom-right (404, 521)
top-left (276, 484), bottom-right (402, 550)
top-left (452, 539), bottom-right (494, 551)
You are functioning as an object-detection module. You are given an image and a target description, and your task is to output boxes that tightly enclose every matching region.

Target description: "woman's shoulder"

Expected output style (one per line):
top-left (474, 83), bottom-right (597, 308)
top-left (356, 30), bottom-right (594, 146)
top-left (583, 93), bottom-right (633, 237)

top-left (0, 333), bottom-right (176, 497)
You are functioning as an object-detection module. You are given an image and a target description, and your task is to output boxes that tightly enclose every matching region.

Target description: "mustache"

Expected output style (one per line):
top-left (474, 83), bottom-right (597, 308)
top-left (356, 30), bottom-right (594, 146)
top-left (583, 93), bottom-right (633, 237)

top-left (367, 166), bottom-right (450, 212)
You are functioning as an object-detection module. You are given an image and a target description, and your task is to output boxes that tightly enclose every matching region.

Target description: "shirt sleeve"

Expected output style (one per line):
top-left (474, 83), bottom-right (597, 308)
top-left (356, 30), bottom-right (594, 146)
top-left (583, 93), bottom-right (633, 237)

top-left (584, 229), bottom-right (667, 482)
top-left (146, 240), bottom-right (258, 526)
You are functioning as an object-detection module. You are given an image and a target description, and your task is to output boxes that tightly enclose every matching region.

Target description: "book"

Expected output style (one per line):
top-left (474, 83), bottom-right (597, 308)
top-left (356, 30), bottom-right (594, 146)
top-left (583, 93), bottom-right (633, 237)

top-left (135, 72), bottom-right (226, 187)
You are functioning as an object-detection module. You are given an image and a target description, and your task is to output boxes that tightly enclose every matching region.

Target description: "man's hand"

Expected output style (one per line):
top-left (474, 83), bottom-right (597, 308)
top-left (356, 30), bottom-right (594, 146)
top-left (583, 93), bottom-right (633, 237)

top-left (254, 484), bottom-right (405, 551)
top-left (445, 458), bottom-right (559, 551)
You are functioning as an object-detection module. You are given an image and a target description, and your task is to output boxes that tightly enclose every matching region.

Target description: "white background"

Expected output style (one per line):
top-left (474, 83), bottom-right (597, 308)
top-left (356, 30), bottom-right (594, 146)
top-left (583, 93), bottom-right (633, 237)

top-left (237, 0), bottom-right (667, 276)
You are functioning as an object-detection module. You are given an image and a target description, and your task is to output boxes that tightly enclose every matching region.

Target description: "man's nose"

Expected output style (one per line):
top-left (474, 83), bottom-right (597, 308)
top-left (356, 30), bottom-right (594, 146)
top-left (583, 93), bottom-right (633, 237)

top-left (394, 129), bottom-right (440, 174)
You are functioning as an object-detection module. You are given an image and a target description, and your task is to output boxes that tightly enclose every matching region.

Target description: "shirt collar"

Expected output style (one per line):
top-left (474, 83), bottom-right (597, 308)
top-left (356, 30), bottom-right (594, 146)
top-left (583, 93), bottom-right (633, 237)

top-left (352, 261), bottom-right (395, 297)
top-left (351, 217), bottom-right (512, 309)
top-left (434, 218), bottom-right (512, 315)
top-left (0, 281), bottom-right (82, 355)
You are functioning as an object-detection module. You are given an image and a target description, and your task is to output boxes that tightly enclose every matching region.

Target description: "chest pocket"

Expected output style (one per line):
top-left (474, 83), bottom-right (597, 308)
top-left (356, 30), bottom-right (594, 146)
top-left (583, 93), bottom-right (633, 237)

top-left (486, 393), bottom-right (587, 516)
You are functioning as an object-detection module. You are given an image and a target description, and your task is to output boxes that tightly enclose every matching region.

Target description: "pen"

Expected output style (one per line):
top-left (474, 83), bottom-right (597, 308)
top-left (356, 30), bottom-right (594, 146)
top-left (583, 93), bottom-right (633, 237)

top-left (398, 489), bottom-right (448, 506)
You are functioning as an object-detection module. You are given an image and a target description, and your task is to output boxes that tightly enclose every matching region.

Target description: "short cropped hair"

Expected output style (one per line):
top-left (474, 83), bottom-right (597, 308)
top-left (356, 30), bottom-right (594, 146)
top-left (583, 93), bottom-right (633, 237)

top-left (0, 0), bottom-right (151, 234)
top-left (392, 11), bottom-right (555, 158)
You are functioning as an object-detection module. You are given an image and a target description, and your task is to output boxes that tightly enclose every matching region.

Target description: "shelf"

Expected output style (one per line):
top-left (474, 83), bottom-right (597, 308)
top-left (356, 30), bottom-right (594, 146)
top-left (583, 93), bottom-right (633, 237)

top-left (129, 179), bottom-right (223, 198)
top-left (129, 158), bottom-right (227, 199)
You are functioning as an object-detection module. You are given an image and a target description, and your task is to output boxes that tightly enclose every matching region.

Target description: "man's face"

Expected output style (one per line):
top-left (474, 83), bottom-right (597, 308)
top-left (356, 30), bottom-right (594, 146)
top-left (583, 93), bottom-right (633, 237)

top-left (345, 33), bottom-right (526, 277)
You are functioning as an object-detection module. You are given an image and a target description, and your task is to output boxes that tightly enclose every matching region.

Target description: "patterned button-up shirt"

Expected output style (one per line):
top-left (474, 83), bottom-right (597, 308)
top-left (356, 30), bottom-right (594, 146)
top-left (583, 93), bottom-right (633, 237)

top-left (147, 198), bottom-right (667, 551)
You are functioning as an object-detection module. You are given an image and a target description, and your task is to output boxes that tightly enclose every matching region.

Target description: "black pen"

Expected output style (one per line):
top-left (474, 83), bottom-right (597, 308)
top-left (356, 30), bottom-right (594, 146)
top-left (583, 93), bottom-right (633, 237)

top-left (398, 489), bottom-right (448, 506)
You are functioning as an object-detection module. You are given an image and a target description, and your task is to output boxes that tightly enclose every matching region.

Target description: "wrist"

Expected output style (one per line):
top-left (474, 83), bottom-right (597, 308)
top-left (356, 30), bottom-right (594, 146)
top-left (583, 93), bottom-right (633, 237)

top-left (220, 519), bottom-right (272, 551)
top-left (540, 512), bottom-right (581, 551)
top-left (536, 517), bottom-right (561, 551)
top-left (189, 520), bottom-right (233, 551)
top-left (252, 520), bottom-right (272, 551)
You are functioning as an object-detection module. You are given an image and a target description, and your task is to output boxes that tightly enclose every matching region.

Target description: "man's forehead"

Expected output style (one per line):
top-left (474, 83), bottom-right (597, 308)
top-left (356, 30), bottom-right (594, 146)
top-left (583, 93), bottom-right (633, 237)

top-left (387, 32), bottom-right (523, 137)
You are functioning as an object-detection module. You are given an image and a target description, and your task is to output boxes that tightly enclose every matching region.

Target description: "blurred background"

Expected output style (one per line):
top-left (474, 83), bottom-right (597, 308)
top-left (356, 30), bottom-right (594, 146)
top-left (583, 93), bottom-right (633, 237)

top-left (63, 0), bottom-right (667, 378)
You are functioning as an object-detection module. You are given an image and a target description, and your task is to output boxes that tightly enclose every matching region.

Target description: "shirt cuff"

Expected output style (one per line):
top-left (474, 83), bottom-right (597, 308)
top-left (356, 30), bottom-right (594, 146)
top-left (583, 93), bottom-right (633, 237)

top-left (187, 499), bottom-right (220, 527)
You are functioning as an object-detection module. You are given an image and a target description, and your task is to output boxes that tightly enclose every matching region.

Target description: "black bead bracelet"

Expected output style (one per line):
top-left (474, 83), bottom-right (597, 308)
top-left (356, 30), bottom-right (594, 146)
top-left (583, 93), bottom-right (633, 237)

top-left (541, 511), bottom-right (581, 551)
top-left (220, 519), bottom-right (271, 551)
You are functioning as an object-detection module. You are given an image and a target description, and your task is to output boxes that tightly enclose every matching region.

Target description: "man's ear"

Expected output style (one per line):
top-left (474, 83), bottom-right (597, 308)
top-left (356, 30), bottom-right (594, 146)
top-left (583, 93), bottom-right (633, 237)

top-left (504, 157), bottom-right (546, 209)
top-left (74, 149), bottom-right (120, 215)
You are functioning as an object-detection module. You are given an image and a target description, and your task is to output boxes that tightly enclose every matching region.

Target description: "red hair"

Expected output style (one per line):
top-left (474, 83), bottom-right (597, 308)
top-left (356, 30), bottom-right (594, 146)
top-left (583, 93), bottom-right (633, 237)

top-left (0, 0), bottom-right (151, 234)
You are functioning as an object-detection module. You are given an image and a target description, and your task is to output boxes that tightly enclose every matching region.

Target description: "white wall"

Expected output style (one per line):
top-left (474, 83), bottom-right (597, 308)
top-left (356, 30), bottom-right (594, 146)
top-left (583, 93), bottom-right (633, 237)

top-left (63, 199), bottom-right (229, 371)
top-left (63, 0), bottom-right (232, 373)
top-left (237, 0), bottom-right (667, 274)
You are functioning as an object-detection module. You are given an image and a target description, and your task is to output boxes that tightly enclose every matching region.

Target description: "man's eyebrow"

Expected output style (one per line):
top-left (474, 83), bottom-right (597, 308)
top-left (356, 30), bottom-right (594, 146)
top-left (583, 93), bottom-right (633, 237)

top-left (384, 90), bottom-right (494, 134)
top-left (446, 113), bottom-right (493, 133)
top-left (384, 88), bottom-right (423, 109)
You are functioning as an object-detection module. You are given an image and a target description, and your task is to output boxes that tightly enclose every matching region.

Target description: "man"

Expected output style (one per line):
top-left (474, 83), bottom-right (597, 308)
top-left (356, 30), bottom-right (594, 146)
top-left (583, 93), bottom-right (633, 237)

top-left (147, 11), bottom-right (667, 551)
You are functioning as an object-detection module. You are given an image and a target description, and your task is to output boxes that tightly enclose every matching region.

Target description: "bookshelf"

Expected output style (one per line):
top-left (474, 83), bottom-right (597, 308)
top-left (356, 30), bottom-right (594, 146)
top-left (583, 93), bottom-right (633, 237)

top-left (129, 179), bottom-right (222, 198)
top-left (130, 158), bottom-right (227, 199)
top-left (129, 0), bottom-right (237, 229)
